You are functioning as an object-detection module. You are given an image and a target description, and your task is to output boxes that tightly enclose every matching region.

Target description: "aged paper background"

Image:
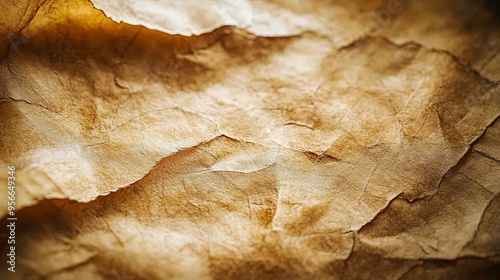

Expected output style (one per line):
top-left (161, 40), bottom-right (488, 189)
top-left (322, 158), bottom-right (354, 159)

top-left (1, 0), bottom-right (499, 279)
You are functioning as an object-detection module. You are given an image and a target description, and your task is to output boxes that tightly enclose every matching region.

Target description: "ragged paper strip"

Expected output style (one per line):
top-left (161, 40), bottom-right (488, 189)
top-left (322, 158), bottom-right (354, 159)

top-left (1, 0), bottom-right (499, 279)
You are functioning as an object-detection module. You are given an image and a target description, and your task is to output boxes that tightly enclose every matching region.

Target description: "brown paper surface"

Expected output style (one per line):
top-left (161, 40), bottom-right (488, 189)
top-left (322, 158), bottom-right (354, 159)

top-left (1, 0), bottom-right (499, 279)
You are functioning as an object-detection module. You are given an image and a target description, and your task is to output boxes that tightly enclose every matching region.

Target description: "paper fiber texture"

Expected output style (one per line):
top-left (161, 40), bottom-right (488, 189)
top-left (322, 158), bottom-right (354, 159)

top-left (0, 0), bottom-right (499, 279)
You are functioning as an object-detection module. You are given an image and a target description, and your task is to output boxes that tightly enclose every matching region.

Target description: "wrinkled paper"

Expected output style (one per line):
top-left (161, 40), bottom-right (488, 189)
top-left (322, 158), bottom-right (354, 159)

top-left (1, 0), bottom-right (499, 279)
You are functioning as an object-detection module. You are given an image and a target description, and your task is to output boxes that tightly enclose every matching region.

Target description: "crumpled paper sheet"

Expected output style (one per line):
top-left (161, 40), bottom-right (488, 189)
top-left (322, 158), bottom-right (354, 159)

top-left (0, 0), bottom-right (499, 279)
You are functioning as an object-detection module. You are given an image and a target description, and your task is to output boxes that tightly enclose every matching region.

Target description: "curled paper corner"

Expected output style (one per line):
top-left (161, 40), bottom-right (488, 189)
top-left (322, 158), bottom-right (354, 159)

top-left (89, 0), bottom-right (254, 36)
